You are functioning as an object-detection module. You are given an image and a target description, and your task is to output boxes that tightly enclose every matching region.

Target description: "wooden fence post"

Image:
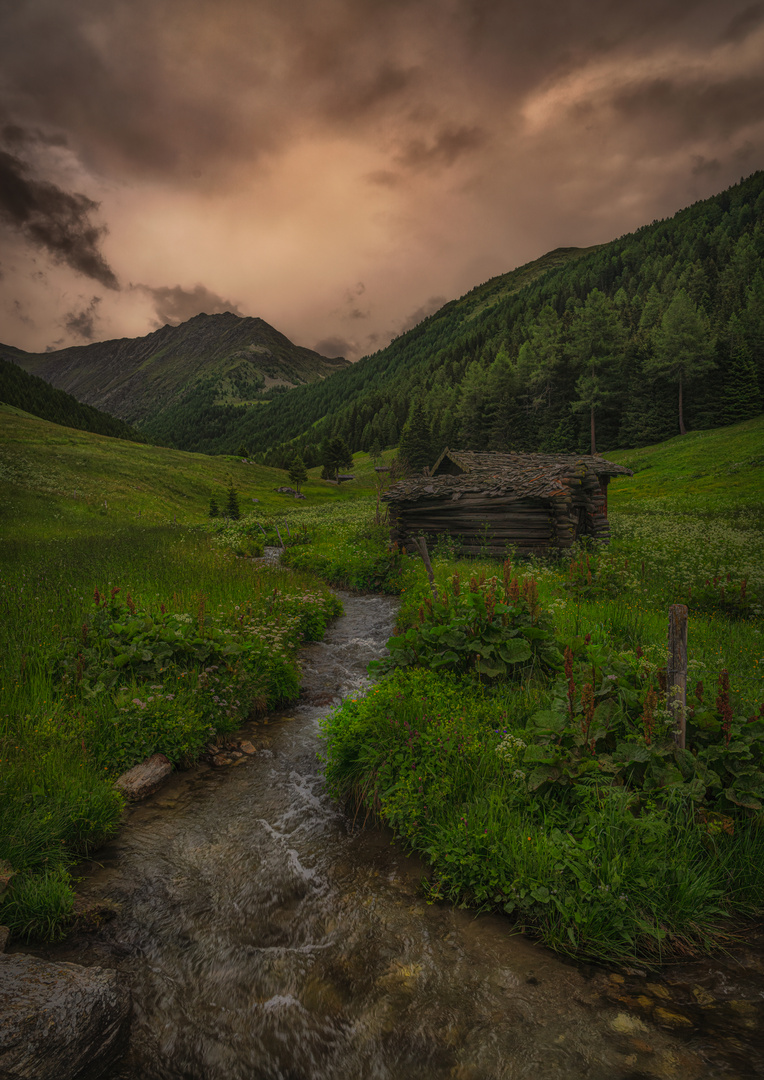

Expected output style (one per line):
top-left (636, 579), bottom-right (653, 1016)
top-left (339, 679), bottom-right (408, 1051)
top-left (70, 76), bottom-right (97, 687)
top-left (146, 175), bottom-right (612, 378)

top-left (412, 535), bottom-right (438, 600)
top-left (667, 604), bottom-right (688, 749)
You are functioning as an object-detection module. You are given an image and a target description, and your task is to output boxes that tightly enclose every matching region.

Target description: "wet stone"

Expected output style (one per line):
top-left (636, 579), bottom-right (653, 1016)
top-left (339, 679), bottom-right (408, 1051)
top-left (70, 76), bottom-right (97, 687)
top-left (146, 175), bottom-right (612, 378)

top-left (610, 1013), bottom-right (649, 1035)
top-left (115, 753), bottom-right (172, 801)
top-left (654, 1006), bottom-right (694, 1028)
top-left (0, 953), bottom-right (130, 1080)
top-left (239, 740), bottom-right (256, 754)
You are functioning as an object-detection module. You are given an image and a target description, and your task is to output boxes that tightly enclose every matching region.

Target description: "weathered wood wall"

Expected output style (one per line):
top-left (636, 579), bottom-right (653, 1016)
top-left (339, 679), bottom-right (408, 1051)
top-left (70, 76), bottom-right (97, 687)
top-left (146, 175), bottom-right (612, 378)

top-left (389, 475), bottom-right (611, 554)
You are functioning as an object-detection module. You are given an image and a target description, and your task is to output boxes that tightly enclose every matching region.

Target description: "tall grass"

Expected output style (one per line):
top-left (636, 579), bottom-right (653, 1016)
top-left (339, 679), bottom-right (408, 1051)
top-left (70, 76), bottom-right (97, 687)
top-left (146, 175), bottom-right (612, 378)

top-left (0, 524), bottom-right (341, 941)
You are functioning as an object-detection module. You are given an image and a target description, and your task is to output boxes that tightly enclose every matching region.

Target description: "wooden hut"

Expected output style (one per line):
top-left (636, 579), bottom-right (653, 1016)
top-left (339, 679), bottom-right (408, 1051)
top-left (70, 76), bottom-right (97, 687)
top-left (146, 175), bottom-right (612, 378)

top-left (383, 448), bottom-right (633, 556)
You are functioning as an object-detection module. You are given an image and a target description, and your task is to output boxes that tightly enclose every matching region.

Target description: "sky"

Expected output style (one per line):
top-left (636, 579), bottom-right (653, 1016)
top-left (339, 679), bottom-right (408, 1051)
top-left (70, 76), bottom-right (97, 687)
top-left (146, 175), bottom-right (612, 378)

top-left (1, 0), bottom-right (763, 361)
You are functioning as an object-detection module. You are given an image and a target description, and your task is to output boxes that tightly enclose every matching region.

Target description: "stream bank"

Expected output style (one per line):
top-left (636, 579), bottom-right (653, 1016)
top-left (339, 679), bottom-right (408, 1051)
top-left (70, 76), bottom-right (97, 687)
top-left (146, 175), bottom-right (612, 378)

top-left (22, 591), bottom-right (764, 1079)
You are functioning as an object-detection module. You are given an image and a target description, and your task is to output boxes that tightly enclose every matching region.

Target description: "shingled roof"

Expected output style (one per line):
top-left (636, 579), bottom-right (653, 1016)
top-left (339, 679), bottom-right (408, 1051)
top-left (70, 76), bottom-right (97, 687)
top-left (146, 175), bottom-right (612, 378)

top-left (383, 448), bottom-right (632, 504)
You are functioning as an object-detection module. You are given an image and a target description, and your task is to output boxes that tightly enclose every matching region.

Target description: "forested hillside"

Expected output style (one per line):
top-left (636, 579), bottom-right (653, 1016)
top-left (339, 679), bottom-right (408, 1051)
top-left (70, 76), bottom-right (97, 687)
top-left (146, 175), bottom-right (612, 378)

top-left (0, 357), bottom-right (145, 442)
top-left (238, 171), bottom-right (764, 467)
top-left (5, 312), bottom-right (349, 436)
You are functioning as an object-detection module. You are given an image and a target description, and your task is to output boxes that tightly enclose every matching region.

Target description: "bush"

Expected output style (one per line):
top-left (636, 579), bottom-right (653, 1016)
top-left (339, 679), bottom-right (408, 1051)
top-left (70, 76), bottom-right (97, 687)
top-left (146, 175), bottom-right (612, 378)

top-left (373, 562), bottom-right (561, 679)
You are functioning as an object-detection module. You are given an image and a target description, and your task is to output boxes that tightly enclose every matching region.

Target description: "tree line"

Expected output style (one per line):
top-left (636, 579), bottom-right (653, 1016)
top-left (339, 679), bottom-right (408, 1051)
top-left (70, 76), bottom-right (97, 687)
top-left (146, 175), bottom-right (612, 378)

top-left (0, 357), bottom-right (146, 443)
top-left (114, 170), bottom-right (764, 465)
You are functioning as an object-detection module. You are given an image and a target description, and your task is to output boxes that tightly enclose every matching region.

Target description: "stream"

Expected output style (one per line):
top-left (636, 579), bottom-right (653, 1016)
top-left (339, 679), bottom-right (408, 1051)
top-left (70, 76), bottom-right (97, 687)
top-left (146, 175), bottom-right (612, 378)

top-left (45, 591), bottom-right (764, 1079)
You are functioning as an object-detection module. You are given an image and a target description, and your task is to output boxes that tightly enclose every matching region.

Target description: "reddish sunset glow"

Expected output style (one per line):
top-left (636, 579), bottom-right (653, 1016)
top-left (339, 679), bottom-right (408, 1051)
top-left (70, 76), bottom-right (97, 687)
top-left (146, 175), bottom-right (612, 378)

top-left (1, 0), bottom-right (763, 358)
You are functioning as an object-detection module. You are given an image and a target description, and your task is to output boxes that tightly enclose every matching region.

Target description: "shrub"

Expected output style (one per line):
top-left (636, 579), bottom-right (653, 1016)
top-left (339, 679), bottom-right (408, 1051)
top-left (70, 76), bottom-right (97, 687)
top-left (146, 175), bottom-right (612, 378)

top-left (373, 561), bottom-right (561, 679)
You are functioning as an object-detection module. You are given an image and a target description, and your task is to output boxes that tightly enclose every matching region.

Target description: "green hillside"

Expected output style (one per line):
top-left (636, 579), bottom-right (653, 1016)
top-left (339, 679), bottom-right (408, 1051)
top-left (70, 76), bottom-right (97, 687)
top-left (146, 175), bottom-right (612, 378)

top-left (0, 356), bottom-right (145, 443)
top-left (0, 405), bottom-right (370, 540)
top-left (3, 311), bottom-right (350, 440)
top-left (219, 172), bottom-right (764, 467)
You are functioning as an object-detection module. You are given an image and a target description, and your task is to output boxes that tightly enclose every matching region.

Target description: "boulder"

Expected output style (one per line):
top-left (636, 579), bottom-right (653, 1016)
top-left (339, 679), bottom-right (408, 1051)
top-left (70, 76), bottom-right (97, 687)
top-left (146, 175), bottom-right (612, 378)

top-left (0, 953), bottom-right (130, 1080)
top-left (114, 753), bottom-right (172, 801)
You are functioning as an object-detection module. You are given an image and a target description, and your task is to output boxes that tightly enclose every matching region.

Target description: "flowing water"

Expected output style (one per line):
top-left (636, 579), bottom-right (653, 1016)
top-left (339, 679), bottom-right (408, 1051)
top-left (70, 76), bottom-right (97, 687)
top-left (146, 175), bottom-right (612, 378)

top-left (50, 592), bottom-right (763, 1079)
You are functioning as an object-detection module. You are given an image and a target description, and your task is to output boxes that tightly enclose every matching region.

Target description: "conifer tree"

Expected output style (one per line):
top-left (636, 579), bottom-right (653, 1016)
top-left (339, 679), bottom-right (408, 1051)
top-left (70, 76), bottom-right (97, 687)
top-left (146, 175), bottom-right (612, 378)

top-left (320, 436), bottom-right (352, 481)
top-left (399, 400), bottom-right (433, 472)
top-left (721, 315), bottom-right (761, 424)
top-left (288, 453), bottom-right (308, 492)
top-left (570, 289), bottom-right (627, 454)
top-left (645, 289), bottom-right (714, 435)
top-left (225, 483), bottom-right (241, 520)
top-left (209, 495), bottom-right (220, 518)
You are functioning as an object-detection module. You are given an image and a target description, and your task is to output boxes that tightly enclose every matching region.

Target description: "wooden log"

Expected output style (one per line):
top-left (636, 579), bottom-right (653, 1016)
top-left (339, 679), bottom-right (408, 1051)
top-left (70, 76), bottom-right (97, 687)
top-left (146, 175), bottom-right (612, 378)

top-left (668, 605), bottom-right (688, 749)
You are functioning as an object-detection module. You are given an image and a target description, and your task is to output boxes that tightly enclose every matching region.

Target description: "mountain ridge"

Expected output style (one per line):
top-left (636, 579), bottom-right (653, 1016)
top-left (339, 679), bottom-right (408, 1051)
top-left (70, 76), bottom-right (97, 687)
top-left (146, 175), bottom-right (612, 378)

top-left (2, 312), bottom-right (350, 430)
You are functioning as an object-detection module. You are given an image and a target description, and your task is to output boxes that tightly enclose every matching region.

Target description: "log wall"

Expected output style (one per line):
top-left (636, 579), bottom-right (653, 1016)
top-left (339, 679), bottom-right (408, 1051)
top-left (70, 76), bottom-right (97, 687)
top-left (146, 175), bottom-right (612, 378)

top-left (389, 478), bottom-right (612, 554)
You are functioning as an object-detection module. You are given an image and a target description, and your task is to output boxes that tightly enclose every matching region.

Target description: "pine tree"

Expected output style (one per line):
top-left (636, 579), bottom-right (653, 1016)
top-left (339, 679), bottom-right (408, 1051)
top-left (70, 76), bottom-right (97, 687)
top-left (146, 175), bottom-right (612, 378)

top-left (398, 400), bottom-right (433, 473)
top-left (225, 483), bottom-right (241, 520)
top-left (288, 453), bottom-right (308, 492)
top-left (319, 436), bottom-right (352, 481)
top-left (209, 495), bottom-right (220, 518)
top-left (570, 289), bottom-right (627, 454)
top-left (237, 443), bottom-right (250, 458)
top-left (369, 438), bottom-right (383, 463)
top-left (721, 315), bottom-right (762, 425)
top-left (644, 289), bottom-right (715, 435)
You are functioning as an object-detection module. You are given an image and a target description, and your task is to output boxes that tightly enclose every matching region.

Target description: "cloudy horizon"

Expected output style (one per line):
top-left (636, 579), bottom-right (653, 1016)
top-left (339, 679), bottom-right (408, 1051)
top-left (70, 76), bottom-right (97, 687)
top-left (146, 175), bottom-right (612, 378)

top-left (1, 0), bottom-right (763, 360)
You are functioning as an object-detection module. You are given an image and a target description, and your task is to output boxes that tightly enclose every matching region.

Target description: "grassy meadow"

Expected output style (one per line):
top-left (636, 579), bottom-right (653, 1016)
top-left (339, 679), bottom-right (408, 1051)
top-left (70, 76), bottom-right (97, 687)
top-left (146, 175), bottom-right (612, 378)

top-left (0, 408), bottom-right (369, 941)
top-left (285, 415), bottom-right (764, 963)
top-left (1, 405), bottom-right (763, 962)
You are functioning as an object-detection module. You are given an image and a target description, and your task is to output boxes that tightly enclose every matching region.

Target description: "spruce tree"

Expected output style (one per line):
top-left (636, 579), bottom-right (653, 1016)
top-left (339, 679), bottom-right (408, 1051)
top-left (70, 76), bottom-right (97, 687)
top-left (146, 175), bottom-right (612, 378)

top-left (645, 289), bottom-right (714, 436)
top-left (288, 453), bottom-right (308, 492)
top-left (319, 437), bottom-right (352, 481)
top-left (721, 316), bottom-right (761, 424)
top-left (225, 483), bottom-right (241, 520)
top-left (399, 400), bottom-right (433, 473)
top-left (570, 289), bottom-right (627, 454)
top-left (209, 495), bottom-right (220, 518)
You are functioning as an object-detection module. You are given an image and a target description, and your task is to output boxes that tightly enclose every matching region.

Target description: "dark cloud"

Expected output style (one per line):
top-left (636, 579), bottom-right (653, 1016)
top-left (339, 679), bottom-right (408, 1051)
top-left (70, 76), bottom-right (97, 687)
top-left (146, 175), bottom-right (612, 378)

top-left (1, 122), bottom-right (67, 150)
top-left (0, 0), bottom-right (756, 192)
top-left (396, 295), bottom-right (447, 335)
top-left (64, 295), bottom-right (101, 340)
top-left (1, 0), bottom-right (763, 355)
top-left (611, 75), bottom-right (764, 141)
top-left (365, 169), bottom-right (401, 187)
top-left (341, 281), bottom-right (369, 321)
top-left (136, 283), bottom-right (244, 326)
top-left (12, 298), bottom-right (33, 326)
top-left (0, 149), bottom-right (118, 288)
top-left (396, 125), bottom-right (488, 171)
top-left (720, 2), bottom-right (764, 42)
top-left (313, 335), bottom-right (350, 359)
top-left (322, 63), bottom-right (418, 122)
top-left (691, 155), bottom-right (722, 176)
